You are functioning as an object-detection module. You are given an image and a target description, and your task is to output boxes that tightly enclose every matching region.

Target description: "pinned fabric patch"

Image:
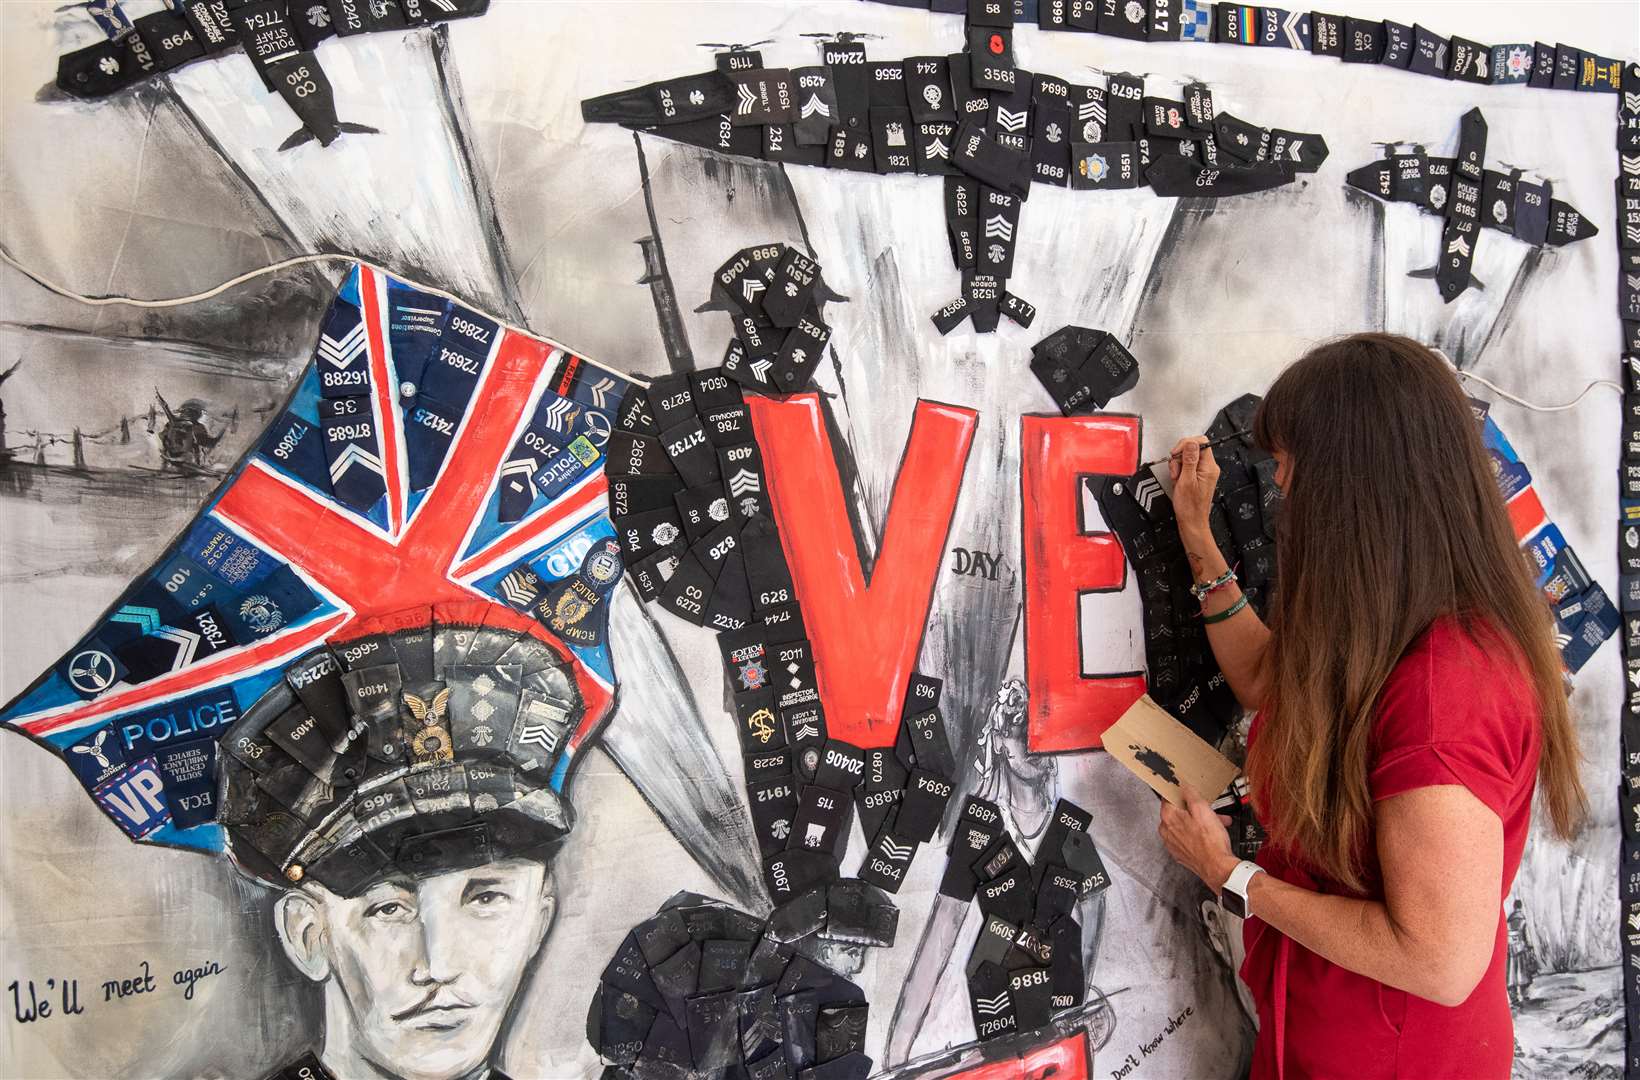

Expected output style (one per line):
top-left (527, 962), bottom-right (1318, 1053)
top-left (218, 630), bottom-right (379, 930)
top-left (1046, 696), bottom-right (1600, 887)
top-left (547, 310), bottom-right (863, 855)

top-left (728, 68), bottom-right (798, 126)
top-left (1380, 21), bottom-right (1414, 68)
top-left (1491, 43), bottom-right (1535, 84)
top-left (1213, 4), bottom-right (1257, 46)
top-left (581, 71), bottom-right (737, 126)
top-left (1341, 18), bottom-right (1384, 64)
top-left (1266, 130), bottom-right (1327, 172)
top-left (967, 961), bottom-right (1018, 1041)
top-left (906, 56), bottom-right (957, 121)
top-left (1409, 25), bottom-right (1450, 78)
top-left (1309, 11), bottom-right (1344, 57)
top-left (1258, 8), bottom-right (1310, 49)
top-left (1436, 108), bottom-right (1486, 303)
top-left (1098, 0), bottom-right (1150, 40)
top-left (1553, 43), bottom-right (1582, 90)
top-left (1000, 292), bottom-right (1037, 328)
top-left (1178, 0), bottom-right (1213, 41)
top-left (1529, 42), bottom-right (1557, 88)
top-left (953, 119), bottom-right (1032, 196)
top-left (1447, 36), bottom-right (1492, 83)
top-left (1147, 156), bottom-right (1297, 198)
top-left (1545, 200), bottom-right (1598, 246)
top-left (1213, 112), bottom-right (1269, 163)
top-left (1069, 142), bottom-right (1140, 190)
top-left (967, 25), bottom-right (1016, 92)
top-left (1480, 169), bottom-right (1520, 232)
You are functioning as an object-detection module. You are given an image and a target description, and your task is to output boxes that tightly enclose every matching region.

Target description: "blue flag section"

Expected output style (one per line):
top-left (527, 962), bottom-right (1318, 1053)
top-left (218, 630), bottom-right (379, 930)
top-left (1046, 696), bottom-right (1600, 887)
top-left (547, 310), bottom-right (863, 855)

top-left (0, 264), bottom-right (632, 855)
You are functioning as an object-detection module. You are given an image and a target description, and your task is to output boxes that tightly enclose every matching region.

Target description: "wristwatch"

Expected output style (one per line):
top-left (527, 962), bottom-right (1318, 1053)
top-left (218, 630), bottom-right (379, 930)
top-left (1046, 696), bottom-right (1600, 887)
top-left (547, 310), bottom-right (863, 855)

top-left (1219, 860), bottom-right (1265, 919)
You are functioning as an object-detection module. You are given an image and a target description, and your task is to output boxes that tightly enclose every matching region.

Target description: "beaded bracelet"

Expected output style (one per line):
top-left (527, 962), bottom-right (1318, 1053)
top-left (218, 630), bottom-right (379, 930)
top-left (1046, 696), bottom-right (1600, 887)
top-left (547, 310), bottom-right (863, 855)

top-left (1202, 594), bottom-right (1250, 626)
top-left (1189, 569), bottom-right (1237, 601)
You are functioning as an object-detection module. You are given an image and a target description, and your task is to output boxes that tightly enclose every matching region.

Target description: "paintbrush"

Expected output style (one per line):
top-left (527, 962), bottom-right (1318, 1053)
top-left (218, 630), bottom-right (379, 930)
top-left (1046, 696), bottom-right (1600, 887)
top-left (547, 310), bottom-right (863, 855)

top-left (1136, 429), bottom-right (1250, 473)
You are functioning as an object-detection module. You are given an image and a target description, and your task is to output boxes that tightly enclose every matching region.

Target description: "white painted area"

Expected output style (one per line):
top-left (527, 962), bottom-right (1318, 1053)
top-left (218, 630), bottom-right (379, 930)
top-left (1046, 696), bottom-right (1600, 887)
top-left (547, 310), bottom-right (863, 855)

top-left (0, 0), bottom-right (1634, 1076)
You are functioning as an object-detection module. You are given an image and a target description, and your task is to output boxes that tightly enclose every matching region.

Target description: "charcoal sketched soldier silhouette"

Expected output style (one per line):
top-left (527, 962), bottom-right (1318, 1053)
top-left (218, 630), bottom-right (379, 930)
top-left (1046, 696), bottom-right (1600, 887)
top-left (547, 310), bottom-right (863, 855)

top-left (1506, 899), bottom-right (1537, 1006)
top-left (153, 391), bottom-right (225, 471)
top-left (218, 609), bottom-right (604, 1080)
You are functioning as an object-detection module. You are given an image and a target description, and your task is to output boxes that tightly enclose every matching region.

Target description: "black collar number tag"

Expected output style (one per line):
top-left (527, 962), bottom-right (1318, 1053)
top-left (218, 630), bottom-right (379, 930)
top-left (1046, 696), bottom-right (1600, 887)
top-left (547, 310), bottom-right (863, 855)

top-left (1409, 25), bottom-right (1449, 78)
top-left (870, 106), bottom-right (917, 173)
top-left (907, 56), bottom-right (957, 121)
top-left (728, 68), bottom-right (796, 126)
top-left (1070, 142), bottom-right (1139, 189)
top-left (719, 441), bottom-right (769, 523)
top-left (967, 26), bottom-right (1017, 92)
top-left (793, 66), bottom-right (838, 145)
top-left (979, 186), bottom-right (1021, 279)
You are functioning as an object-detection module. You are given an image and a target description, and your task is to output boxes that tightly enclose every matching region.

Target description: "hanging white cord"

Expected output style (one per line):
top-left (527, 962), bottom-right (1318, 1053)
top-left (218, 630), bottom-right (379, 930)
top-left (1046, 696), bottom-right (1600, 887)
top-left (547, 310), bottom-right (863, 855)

top-left (0, 246), bottom-right (354, 308)
top-left (1, 245), bottom-right (1628, 413)
top-left (1455, 368), bottom-right (1622, 414)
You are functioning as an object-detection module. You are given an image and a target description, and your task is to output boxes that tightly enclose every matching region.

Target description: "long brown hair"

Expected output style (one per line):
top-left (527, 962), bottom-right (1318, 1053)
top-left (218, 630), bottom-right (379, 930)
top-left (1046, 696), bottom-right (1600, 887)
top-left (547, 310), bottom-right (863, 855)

top-left (1246, 332), bottom-right (1586, 890)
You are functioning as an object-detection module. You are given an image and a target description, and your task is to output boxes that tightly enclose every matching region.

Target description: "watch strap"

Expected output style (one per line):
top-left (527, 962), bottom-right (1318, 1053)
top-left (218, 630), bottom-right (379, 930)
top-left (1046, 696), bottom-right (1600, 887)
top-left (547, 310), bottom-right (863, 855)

top-left (1221, 858), bottom-right (1264, 914)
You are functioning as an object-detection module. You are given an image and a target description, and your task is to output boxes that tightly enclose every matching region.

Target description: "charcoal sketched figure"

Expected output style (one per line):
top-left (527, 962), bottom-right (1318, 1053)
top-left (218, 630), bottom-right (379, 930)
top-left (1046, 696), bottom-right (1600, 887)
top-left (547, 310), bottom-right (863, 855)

top-left (272, 858), bottom-right (555, 1080)
top-left (972, 678), bottom-right (1056, 840)
top-left (1506, 899), bottom-right (1537, 1006)
top-left (215, 616), bottom-right (598, 1080)
top-left (153, 391), bottom-right (226, 472)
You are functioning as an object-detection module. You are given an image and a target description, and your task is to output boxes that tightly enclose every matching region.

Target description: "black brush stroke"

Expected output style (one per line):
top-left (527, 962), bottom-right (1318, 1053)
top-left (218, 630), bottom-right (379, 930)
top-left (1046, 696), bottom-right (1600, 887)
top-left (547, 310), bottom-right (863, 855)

top-left (426, 26), bottom-right (527, 326)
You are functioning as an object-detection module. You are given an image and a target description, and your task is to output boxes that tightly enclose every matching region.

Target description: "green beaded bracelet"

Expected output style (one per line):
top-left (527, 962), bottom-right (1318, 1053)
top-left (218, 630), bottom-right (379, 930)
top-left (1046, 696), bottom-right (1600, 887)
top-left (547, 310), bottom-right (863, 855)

top-left (1202, 594), bottom-right (1249, 625)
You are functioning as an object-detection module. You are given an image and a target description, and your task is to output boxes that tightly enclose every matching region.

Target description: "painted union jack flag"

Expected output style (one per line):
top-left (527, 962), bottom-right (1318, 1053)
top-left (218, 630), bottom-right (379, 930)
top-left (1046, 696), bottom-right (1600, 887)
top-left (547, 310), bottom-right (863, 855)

top-left (0, 263), bottom-right (632, 852)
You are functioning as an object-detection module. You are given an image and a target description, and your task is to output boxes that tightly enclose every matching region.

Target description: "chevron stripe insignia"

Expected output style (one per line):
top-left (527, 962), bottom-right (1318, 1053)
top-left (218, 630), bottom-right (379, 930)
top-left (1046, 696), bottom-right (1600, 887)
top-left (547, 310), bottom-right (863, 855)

top-left (1280, 10), bottom-right (1308, 48)
top-left (728, 468), bottom-right (761, 496)
top-left (927, 137), bottom-right (950, 160)
top-left (1623, 154), bottom-right (1640, 176)
top-left (975, 992), bottom-right (1009, 1016)
top-left (317, 322), bottom-right (367, 369)
top-left (516, 723), bottom-right (557, 751)
top-left (996, 107), bottom-right (1027, 133)
top-left (1625, 92), bottom-right (1640, 113)
top-left (742, 278), bottom-right (766, 303)
top-left (1447, 235), bottom-right (1471, 258)
top-left (880, 836), bottom-right (912, 860)
top-left (984, 215), bottom-right (1014, 241)
top-left (792, 720), bottom-right (819, 740)
top-left (800, 94), bottom-right (830, 119)
top-left (749, 358), bottom-right (773, 382)
top-left (736, 84), bottom-right (757, 116)
top-left (328, 443), bottom-right (384, 482)
top-left (587, 376), bottom-right (615, 408)
top-left (151, 626), bottom-right (200, 670)
top-left (1133, 476), bottom-right (1165, 515)
top-left (111, 605), bottom-right (164, 634)
top-left (498, 569), bottom-right (539, 608)
top-left (542, 397), bottom-right (577, 433)
top-left (499, 456), bottom-right (537, 490)
top-left (1627, 225), bottom-right (1640, 245)
top-left (1079, 100), bottom-right (1107, 123)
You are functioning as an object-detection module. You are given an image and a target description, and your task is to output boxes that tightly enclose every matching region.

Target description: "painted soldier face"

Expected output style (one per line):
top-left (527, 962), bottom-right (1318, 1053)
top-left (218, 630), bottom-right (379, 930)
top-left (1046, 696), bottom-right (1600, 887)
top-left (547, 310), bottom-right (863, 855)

top-left (277, 858), bottom-right (556, 1080)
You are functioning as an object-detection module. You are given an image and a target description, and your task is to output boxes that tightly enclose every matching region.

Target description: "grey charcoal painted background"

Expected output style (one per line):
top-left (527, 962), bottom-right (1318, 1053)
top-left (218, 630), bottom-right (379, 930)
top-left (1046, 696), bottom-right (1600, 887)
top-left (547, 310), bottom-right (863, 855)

top-left (0, 1), bottom-right (1634, 1078)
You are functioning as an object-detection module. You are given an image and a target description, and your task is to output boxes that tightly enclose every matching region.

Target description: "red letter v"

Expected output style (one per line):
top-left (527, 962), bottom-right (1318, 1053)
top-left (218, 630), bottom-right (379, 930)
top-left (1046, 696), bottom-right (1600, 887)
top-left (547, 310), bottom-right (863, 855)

top-left (747, 394), bottom-right (978, 748)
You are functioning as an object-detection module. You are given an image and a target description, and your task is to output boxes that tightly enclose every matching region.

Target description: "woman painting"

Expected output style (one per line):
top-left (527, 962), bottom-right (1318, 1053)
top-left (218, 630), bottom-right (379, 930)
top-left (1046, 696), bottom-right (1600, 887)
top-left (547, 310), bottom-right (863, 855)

top-left (1154, 333), bottom-right (1587, 1078)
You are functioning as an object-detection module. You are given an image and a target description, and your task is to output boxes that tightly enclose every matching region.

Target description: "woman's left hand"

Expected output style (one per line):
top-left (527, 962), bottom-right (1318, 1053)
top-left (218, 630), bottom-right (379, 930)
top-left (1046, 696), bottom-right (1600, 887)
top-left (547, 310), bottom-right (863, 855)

top-left (1159, 783), bottom-right (1240, 893)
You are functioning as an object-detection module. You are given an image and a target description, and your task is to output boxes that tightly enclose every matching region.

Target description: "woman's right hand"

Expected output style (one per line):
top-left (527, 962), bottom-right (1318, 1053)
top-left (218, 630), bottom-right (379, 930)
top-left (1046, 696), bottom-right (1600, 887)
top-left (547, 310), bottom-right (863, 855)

top-left (1168, 436), bottom-right (1219, 543)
